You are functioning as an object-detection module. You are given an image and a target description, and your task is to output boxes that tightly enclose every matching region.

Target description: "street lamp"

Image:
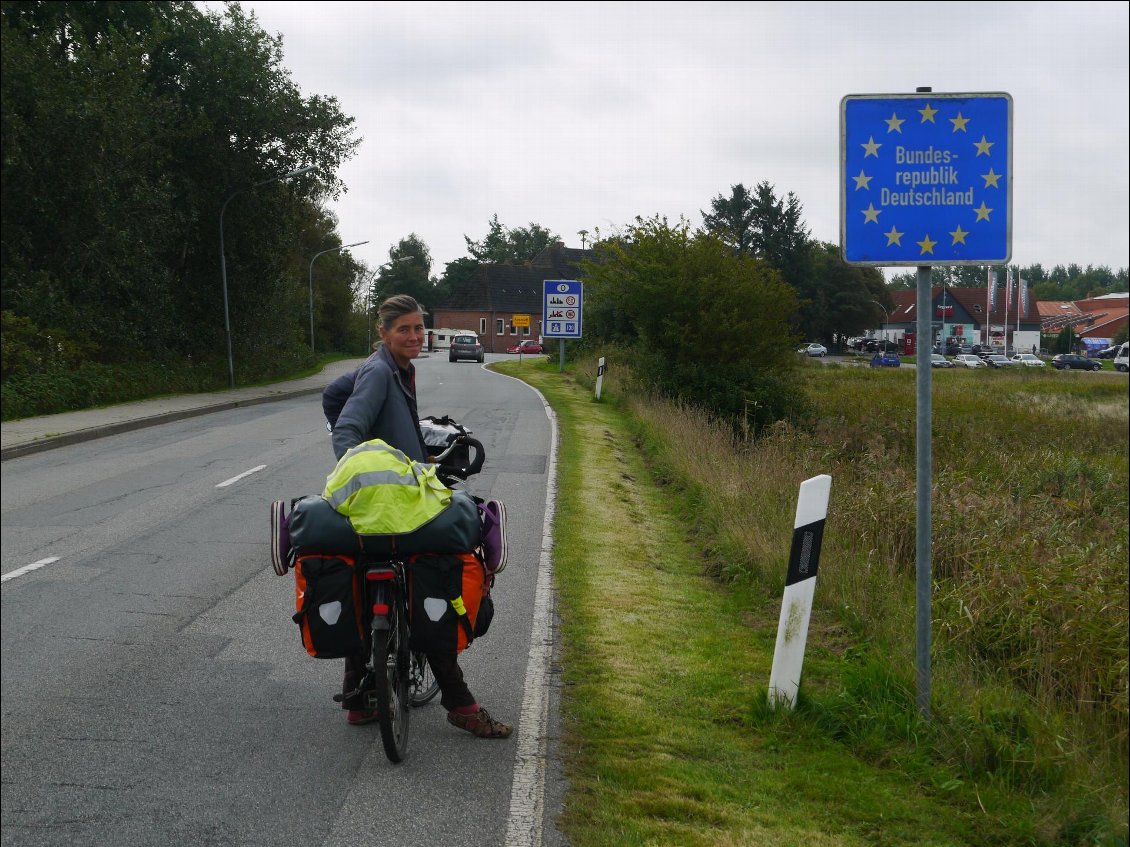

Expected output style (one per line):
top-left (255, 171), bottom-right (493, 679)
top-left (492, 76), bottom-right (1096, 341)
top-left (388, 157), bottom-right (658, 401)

top-left (366, 257), bottom-right (411, 351)
top-left (872, 301), bottom-right (889, 351)
top-left (219, 164), bottom-right (315, 388)
top-left (309, 240), bottom-right (369, 353)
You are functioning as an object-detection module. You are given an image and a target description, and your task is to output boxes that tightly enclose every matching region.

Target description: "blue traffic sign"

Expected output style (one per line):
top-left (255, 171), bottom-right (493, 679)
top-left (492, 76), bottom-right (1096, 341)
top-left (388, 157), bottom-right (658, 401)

top-left (841, 92), bottom-right (1012, 265)
top-left (542, 280), bottom-right (583, 338)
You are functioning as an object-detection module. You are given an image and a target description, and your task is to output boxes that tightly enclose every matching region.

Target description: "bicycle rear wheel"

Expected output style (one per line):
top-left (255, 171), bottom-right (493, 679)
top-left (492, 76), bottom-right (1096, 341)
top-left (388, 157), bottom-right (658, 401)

top-left (409, 652), bottom-right (440, 706)
top-left (372, 596), bottom-right (410, 762)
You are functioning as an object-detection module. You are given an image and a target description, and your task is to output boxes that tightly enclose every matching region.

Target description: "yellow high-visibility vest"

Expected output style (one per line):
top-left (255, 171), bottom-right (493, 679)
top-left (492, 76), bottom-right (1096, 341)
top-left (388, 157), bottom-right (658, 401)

top-left (323, 439), bottom-right (452, 535)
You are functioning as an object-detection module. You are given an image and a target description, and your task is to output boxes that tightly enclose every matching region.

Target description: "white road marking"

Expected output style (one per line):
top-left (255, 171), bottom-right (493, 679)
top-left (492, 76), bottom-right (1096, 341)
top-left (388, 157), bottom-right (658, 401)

top-left (2, 557), bottom-right (61, 584)
top-left (216, 464), bottom-right (267, 488)
top-left (503, 374), bottom-right (559, 847)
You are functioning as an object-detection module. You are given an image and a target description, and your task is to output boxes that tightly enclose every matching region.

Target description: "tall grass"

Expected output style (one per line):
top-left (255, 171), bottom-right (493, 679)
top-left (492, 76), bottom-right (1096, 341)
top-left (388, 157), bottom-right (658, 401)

top-left (581, 357), bottom-right (1129, 837)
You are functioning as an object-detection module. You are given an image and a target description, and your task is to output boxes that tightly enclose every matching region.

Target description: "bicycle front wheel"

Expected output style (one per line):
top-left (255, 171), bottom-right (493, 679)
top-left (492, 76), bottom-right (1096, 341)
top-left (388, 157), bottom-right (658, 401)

top-left (372, 599), bottom-right (410, 763)
top-left (409, 652), bottom-right (440, 706)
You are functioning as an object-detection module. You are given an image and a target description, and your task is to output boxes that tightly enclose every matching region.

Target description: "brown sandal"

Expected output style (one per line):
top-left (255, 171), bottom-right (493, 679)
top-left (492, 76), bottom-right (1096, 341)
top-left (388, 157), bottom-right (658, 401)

top-left (447, 707), bottom-right (513, 738)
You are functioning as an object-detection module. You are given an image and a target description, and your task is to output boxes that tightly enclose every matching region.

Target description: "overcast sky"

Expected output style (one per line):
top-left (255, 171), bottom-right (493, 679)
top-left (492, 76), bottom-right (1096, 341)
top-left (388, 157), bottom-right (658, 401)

top-left (211, 1), bottom-right (1129, 281)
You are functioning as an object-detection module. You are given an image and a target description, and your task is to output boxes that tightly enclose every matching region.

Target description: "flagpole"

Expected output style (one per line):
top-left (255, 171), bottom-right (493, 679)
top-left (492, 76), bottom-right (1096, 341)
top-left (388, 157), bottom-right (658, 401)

top-left (985, 267), bottom-right (992, 346)
top-left (1007, 272), bottom-right (1017, 359)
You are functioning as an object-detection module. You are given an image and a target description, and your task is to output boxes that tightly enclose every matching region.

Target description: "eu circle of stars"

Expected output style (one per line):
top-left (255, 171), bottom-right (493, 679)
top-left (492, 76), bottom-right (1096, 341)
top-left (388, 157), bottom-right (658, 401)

top-left (841, 93), bottom-right (1011, 265)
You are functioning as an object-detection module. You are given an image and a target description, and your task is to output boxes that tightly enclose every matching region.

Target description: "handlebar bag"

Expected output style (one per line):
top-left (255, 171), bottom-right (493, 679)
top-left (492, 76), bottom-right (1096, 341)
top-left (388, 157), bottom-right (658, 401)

top-left (418, 416), bottom-right (471, 467)
top-left (407, 552), bottom-right (486, 654)
top-left (292, 554), bottom-right (364, 659)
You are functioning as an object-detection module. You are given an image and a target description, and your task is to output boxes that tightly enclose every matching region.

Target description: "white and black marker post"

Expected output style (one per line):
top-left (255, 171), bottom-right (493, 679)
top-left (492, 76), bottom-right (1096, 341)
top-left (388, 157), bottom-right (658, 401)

top-left (768, 474), bottom-right (832, 710)
top-left (595, 356), bottom-right (606, 400)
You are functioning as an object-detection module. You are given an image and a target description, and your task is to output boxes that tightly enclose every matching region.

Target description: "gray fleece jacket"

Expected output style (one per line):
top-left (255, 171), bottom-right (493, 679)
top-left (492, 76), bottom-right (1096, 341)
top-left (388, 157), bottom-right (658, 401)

top-left (329, 345), bottom-right (427, 462)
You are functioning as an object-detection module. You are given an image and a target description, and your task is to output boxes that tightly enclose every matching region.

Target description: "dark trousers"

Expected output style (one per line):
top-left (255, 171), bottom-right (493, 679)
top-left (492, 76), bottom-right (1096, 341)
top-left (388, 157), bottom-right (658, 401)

top-left (342, 651), bottom-right (474, 712)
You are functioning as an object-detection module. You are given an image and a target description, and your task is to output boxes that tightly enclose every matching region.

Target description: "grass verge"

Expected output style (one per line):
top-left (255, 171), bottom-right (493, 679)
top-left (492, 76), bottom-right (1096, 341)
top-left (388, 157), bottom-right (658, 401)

top-left (491, 359), bottom-right (1130, 846)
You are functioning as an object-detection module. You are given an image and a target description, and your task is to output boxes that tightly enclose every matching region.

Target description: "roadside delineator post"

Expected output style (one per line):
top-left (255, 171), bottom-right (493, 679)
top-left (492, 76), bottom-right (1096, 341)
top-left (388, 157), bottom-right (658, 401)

top-left (768, 474), bottom-right (832, 710)
top-left (595, 357), bottom-right (606, 400)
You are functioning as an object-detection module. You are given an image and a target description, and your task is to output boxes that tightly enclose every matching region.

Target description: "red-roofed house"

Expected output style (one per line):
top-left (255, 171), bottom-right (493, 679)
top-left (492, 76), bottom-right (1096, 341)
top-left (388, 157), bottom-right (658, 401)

top-left (883, 286), bottom-right (1041, 353)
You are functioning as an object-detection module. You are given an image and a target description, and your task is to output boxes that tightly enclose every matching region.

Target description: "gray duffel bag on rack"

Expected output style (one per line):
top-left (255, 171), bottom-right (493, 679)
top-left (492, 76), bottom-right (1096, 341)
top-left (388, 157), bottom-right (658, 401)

top-left (287, 488), bottom-right (481, 557)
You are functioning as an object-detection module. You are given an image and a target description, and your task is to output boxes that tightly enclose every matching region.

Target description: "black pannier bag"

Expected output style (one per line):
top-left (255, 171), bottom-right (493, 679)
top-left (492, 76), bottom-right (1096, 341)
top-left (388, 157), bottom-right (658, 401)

top-left (407, 552), bottom-right (486, 654)
top-left (292, 554), bottom-right (364, 658)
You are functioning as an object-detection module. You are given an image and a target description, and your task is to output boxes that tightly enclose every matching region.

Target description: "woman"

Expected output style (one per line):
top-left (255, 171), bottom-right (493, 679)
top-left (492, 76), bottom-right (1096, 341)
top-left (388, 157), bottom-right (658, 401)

top-left (329, 294), bottom-right (511, 739)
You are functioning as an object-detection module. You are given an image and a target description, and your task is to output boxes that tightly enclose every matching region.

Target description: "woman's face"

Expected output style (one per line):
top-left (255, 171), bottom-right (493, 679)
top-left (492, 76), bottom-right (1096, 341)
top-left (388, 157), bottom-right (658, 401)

top-left (380, 311), bottom-right (426, 368)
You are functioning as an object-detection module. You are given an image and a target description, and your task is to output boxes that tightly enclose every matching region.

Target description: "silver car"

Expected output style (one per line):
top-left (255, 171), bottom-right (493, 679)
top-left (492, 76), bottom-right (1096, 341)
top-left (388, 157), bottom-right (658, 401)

top-left (953, 354), bottom-right (986, 369)
top-left (448, 334), bottom-right (484, 363)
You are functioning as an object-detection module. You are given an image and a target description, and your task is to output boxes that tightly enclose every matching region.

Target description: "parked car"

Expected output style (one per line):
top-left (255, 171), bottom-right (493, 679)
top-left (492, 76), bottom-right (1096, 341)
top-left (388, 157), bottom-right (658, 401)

top-left (803, 343), bottom-right (827, 357)
top-left (448, 333), bottom-right (484, 363)
top-left (1051, 353), bottom-right (1102, 371)
top-left (930, 353), bottom-right (955, 368)
top-left (1010, 353), bottom-right (1046, 368)
top-left (506, 339), bottom-right (545, 355)
top-left (1094, 345), bottom-right (1120, 359)
top-left (984, 354), bottom-right (1015, 369)
top-left (1115, 342), bottom-right (1129, 372)
top-left (953, 354), bottom-right (987, 368)
top-left (869, 351), bottom-right (900, 368)
top-left (864, 339), bottom-right (899, 353)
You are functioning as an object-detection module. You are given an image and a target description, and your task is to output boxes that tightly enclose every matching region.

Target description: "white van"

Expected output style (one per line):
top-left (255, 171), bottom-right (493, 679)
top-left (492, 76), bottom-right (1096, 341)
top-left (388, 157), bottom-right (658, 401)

top-left (1114, 341), bottom-right (1129, 373)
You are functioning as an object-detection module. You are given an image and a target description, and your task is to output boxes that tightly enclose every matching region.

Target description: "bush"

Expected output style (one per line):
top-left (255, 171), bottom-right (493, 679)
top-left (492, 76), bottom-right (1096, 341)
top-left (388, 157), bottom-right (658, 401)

top-left (581, 217), bottom-right (804, 432)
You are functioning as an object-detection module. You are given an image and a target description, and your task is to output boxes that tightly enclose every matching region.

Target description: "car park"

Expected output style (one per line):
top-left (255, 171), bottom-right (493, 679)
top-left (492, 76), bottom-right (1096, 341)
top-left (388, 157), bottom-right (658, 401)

top-left (1051, 353), bottom-right (1102, 371)
top-left (930, 353), bottom-right (955, 368)
top-left (506, 339), bottom-right (545, 355)
top-left (953, 354), bottom-right (987, 368)
top-left (803, 343), bottom-right (827, 357)
top-left (984, 354), bottom-right (1015, 369)
top-left (448, 333), bottom-right (484, 363)
top-left (1010, 353), bottom-right (1045, 367)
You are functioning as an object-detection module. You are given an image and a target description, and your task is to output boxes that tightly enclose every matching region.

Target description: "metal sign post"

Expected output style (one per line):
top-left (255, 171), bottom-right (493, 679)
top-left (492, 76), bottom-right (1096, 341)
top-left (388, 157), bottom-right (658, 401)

top-left (841, 87), bottom-right (1013, 719)
top-left (512, 314), bottom-right (530, 360)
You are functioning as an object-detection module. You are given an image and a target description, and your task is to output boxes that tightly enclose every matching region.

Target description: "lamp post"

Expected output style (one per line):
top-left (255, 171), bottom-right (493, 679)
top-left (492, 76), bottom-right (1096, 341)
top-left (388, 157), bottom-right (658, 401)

top-left (940, 283), bottom-right (947, 352)
top-left (366, 256), bottom-right (411, 351)
top-left (872, 301), bottom-right (889, 351)
top-left (219, 164), bottom-right (314, 388)
top-left (309, 240), bottom-right (369, 353)
top-left (366, 267), bottom-right (381, 353)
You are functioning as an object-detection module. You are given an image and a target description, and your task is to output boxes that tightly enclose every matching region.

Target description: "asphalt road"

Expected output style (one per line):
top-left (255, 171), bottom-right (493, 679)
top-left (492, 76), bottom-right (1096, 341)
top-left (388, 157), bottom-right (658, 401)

top-left (0, 355), bottom-right (566, 847)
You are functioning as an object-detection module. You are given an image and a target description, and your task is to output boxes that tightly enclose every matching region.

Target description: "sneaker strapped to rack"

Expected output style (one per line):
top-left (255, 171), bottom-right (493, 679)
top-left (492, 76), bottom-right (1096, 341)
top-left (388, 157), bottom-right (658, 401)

top-left (478, 499), bottom-right (508, 574)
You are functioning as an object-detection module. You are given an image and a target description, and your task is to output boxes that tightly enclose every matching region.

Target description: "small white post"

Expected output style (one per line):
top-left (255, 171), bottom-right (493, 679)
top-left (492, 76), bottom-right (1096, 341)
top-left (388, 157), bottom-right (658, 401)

top-left (768, 474), bottom-right (832, 710)
top-left (595, 357), bottom-right (606, 400)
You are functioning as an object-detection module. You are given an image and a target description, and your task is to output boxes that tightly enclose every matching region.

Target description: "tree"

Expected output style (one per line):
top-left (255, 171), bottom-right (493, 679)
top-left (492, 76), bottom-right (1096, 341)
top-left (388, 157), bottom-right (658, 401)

top-left (463, 214), bottom-right (557, 264)
top-left (1, 0), bottom-right (359, 382)
top-left (748, 181), bottom-right (812, 287)
top-left (801, 243), bottom-right (889, 344)
top-left (702, 183), bottom-right (756, 255)
top-left (583, 216), bottom-right (804, 431)
top-left (372, 234), bottom-right (436, 317)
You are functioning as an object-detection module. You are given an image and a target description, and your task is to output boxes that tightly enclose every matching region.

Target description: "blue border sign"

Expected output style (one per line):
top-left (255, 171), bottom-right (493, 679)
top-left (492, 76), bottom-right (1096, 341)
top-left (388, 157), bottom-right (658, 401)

top-left (841, 92), bottom-right (1012, 265)
top-left (542, 280), bottom-right (583, 338)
